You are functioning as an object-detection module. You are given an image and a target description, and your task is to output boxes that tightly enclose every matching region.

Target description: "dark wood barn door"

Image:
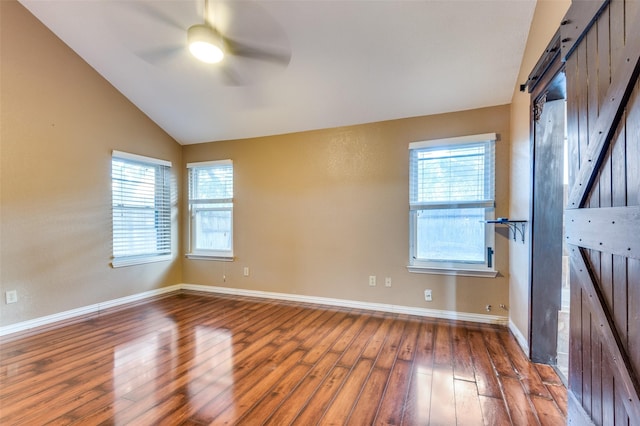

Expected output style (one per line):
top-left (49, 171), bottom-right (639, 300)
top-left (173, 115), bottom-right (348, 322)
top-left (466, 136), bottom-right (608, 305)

top-left (561, 0), bottom-right (640, 423)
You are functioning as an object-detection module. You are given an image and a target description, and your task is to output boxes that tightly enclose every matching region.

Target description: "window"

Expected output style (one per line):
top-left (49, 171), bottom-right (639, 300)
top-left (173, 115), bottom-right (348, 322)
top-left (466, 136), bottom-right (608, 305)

top-left (187, 160), bottom-right (234, 259)
top-left (111, 151), bottom-right (172, 267)
top-left (408, 133), bottom-right (497, 276)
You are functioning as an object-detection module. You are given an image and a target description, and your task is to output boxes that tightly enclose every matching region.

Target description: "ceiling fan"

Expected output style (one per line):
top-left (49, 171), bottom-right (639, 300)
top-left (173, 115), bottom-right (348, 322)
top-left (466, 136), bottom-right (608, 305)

top-left (187, 0), bottom-right (291, 66)
top-left (129, 0), bottom-right (292, 84)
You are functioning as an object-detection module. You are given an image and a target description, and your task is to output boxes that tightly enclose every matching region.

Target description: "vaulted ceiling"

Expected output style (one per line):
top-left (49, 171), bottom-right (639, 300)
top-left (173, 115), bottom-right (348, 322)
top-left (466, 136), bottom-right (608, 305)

top-left (19, 0), bottom-right (537, 144)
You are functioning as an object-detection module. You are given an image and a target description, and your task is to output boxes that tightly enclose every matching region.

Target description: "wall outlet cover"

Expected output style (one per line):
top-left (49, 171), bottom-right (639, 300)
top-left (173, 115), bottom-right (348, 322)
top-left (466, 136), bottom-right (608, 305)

top-left (6, 290), bottom-right (18, 304)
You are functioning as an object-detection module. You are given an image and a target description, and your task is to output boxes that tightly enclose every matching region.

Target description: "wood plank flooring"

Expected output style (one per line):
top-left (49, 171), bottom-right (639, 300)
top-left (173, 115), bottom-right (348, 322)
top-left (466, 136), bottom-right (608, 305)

top-left (0, 292), bottom-right (567, 425)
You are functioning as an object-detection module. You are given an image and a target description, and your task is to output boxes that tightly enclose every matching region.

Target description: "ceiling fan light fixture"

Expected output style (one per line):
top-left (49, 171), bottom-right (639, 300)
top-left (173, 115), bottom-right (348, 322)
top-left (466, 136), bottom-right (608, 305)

top-left (188, 24), bottom-right (224, 63)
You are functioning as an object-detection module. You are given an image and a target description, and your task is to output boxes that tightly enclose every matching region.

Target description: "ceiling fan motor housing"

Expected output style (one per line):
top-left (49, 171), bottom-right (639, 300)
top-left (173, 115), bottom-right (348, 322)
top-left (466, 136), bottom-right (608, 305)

top-left (187, 24), bottom-right (224, 63)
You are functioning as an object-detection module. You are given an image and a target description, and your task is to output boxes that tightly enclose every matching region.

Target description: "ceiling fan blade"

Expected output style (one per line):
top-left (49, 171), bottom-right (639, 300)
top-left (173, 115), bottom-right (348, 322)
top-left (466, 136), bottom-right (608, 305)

top-left (136, 45), bottom-right (185, 66)
top-left (224, 37), bottom-right (291, 66)
top-left (220, 65), bottom-right (244, 86)
top-left (127, 1), bottom-right (185, 32)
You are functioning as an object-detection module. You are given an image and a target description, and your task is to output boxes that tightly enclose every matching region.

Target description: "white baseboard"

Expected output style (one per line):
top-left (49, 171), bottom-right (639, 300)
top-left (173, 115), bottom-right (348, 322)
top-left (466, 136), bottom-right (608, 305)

top-left (509, 318), bottom-right (530, 355)
top-left (1, 283), bottom-right (508, 337)
top-left (0, 284), bottom-right (181, 337)
top-left (182, 284), bottom-right (508, 326)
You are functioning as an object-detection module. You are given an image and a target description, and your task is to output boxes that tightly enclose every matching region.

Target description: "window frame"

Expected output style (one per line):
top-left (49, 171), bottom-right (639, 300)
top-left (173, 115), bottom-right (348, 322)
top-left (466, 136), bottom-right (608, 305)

top-left (186, 159), bottom-right (234, 260)
top-left (111, 150), bottom-right (172, 268)
top-left (407, 133), bottom-right (498, 277)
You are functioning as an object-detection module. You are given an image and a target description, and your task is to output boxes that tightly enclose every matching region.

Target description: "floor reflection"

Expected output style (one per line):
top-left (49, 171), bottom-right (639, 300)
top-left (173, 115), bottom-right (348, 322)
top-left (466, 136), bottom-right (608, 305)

top-left (414, 366), bottom-right (433, 424)
top-left (110, 313), bottom-right (236, 423)
top-left (187, 325), bottom-right (235, 421)
top-left (113, 315), bottom-right (176, 424)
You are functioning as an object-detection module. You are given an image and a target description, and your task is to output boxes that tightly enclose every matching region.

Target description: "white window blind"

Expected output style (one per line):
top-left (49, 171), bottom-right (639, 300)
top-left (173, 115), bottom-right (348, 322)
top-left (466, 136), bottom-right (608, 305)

top-left (111, 151), bottom-right (172, 267)
top-left (408, 134), bottom-right (496, 275)
top-left (410, 140), bottom-right (495, 209)
top-left (187, 160), bottom-right (234, 258)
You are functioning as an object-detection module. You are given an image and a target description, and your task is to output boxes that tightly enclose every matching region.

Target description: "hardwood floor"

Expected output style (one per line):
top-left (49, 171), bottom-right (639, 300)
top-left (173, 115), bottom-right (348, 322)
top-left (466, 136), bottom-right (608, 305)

top-left (0, 292), bottom-right (566, 425)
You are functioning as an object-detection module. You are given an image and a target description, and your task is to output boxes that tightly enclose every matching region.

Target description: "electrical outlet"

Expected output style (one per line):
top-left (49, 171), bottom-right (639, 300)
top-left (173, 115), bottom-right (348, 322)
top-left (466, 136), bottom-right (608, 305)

top-left (369, 276), bottom-right (376, 287)
top-left (424, 289), bottom-right (432, 302)
top-left (385, 277), bottom-right (392, 287)
top-left (5, 290), bottom-right (18, 304)
top-left (243, 267), bottom-right (250, 277)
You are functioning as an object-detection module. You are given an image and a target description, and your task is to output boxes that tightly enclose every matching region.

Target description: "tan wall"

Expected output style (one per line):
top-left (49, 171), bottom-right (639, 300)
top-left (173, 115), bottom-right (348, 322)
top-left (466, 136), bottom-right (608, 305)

top-left (509, 0), bottom-right (571, 345)
top-left (0, 1), bottom-right (183, 326)
top-left (183, 105), bottom-right (511, 315)
top-left (2, 0), bottom-right (560, 327)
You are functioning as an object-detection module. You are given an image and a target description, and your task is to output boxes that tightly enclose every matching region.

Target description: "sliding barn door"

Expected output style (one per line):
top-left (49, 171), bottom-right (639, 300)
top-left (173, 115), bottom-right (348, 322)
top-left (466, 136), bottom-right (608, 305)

top-left (562, 0), bottom-right (640, 423)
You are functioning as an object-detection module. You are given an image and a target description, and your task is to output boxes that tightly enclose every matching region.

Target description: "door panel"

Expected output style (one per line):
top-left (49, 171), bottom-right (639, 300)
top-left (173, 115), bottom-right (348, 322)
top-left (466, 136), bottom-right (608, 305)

top-left (562, 0), bottom-right (640, 423)
top-left (530, 98), bottom-right (566, 364)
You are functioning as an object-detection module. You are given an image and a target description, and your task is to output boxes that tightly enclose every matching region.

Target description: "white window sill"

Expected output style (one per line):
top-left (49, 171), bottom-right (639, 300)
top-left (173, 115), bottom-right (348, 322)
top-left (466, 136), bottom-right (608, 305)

top-left (111, 254), bottom-right (172, 268)
top-left (185, 254), bottom-right (235, 261)
top-left (407, 265), bottom-right (498, 278)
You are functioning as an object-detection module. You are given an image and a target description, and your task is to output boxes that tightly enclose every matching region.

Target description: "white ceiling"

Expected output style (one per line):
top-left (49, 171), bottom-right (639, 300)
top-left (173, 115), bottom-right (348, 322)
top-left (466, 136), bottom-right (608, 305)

top-left (19, 0), bottom-right (537, 145)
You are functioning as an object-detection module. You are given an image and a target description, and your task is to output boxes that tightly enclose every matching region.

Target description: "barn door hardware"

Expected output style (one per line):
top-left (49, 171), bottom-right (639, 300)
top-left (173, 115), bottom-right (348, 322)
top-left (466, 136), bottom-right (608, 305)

top-left (484, 219), bottom-right (527, 243)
